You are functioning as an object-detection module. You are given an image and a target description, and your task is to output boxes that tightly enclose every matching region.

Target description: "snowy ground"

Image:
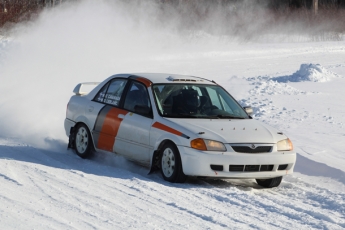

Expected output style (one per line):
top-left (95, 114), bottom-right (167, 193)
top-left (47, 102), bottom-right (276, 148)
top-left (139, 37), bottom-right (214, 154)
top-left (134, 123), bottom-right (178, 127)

top-left (1, 1), bottom-right (345, 229)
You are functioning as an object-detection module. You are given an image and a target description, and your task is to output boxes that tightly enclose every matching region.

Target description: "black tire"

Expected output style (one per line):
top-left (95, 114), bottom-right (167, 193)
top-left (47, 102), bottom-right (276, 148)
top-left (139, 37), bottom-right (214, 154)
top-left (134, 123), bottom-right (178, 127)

top-left (256, 176), bottom-right (283, 188)
top-left (160, 142), bottom-right (187, 183)
top-left (74, 124), bottom-right (93, 159)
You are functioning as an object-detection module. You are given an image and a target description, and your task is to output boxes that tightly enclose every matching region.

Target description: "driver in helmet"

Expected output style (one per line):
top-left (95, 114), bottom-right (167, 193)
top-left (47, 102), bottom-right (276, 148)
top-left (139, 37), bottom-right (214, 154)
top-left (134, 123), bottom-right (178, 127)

top-left (173, 88), bottom-right (201, 114)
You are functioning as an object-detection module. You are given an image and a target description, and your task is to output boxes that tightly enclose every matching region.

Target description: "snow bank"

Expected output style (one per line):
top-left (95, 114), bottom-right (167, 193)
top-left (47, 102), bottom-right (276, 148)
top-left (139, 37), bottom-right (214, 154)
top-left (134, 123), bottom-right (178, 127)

top-left (246, 76), bottom-right (308, 96)
top-left (273, 63), bottom-right (338, 83)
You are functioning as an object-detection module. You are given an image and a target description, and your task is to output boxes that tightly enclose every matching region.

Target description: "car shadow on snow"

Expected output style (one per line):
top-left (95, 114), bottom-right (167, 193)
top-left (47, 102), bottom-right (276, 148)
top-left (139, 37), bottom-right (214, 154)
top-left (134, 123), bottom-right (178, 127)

top-left (294, 153), bottom-right (345, 186)
top-left (185, 177), bottom-right (263, 190)
top-left (0, 142), bottom-right (267, 190)
top-left (0, 143), bottom-right (154, 183)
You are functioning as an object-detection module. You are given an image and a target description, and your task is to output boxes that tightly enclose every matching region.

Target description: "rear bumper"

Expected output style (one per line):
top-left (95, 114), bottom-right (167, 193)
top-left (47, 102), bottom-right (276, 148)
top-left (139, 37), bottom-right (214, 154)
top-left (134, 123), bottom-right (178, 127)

top-left (178, 146), bottom-right (296, 179)
top-left (64, 118), bottom-right (76, 137)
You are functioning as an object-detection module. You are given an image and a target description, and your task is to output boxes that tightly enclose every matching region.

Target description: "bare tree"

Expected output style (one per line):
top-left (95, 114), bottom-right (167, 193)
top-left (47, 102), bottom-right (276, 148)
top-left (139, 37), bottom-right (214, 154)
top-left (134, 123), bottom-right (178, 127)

top-left (313, 0), bottom-right (318, 14)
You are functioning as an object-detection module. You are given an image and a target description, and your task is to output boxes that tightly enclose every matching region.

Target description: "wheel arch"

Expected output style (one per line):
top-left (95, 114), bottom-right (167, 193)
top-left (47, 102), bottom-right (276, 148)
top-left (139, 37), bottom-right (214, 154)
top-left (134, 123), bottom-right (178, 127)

top-left (149, 139), bottom-right (178, 173)
top-left (68, 121), bottom-right (97, 151)
top-left (157, 140), bottom-right (187, 183)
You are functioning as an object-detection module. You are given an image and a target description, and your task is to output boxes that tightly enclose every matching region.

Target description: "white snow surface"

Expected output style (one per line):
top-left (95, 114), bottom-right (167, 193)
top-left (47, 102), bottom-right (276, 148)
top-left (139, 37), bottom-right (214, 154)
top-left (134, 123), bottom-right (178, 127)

top-left (1, 1), bottom-right (345, 229)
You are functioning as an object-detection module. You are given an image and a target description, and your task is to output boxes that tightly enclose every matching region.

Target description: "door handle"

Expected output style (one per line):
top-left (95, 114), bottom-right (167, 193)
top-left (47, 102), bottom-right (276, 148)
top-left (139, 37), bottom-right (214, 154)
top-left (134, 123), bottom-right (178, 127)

top-left (118, 114), bottom-right (125, 120)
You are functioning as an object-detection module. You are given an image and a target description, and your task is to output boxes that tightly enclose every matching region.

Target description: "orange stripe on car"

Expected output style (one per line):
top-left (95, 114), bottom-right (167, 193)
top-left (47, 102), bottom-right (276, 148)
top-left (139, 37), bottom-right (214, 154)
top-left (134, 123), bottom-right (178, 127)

top-left (98, 108), bottom-right (128, 151)
top-left (152, 122), bottom-right (190, 139)
top-left (130, 76), bottom-right (152, 87)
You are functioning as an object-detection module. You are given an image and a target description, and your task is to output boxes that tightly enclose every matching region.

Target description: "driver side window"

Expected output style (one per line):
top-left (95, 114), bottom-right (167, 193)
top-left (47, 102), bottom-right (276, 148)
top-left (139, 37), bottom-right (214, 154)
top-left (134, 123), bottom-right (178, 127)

top-left (124, 81), bottom-right (152, 117)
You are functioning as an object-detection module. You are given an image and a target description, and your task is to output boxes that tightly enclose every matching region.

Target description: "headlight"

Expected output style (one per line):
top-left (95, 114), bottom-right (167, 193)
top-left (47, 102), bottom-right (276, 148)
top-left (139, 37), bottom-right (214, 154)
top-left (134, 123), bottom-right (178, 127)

top-left (277, 138), bottom-right (293, 151)
top-left (190, 138), bottom-right (226, 151)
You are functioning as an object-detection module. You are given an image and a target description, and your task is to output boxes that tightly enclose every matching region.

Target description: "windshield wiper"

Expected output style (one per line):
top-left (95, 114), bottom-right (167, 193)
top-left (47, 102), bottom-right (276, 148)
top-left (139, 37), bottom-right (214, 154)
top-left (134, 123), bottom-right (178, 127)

top-left (208, 115), bottom-right (246, 119)
top-left (164, 113), bottom-right (199, 118)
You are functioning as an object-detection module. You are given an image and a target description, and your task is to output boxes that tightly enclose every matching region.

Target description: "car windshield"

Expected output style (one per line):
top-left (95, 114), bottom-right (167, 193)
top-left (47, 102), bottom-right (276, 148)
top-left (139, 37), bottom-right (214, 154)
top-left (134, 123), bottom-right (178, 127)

top-left (152, 84), bottom-right (249, 119)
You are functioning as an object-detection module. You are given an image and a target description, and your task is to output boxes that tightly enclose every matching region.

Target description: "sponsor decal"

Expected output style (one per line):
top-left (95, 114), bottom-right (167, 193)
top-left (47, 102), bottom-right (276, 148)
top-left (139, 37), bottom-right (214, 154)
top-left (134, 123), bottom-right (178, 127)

top-left (93, 105), bottom-right (128, 151)
top-left (129, 76), bottom-right (152, 87)
top-left (152, 122), bottom-right (189, 139)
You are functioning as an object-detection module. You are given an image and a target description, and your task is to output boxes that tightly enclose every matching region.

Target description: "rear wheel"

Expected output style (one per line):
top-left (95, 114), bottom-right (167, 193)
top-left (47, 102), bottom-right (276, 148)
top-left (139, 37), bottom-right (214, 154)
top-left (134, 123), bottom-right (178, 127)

top-left (74, 124), bottom-right (93, 159)
top-left (160, 142), bottom-right (186, 183)
top-left (256, 176), bottom-right (282, 188)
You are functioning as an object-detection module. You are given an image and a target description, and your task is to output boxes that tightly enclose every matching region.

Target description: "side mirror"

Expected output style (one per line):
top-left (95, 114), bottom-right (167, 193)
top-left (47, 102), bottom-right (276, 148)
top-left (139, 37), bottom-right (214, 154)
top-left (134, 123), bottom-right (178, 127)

top-left (243, 106), bottom-right (253, 116)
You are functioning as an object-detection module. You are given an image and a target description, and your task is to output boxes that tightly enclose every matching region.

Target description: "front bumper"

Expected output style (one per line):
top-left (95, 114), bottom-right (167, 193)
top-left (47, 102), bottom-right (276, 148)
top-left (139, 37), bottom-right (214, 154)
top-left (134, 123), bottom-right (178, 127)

top-left (178, 146), bottom-right (296, 179)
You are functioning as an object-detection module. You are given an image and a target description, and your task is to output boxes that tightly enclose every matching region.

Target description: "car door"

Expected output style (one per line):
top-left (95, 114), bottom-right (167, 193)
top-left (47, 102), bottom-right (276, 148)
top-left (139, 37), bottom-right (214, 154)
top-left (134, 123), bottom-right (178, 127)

top-left (92, 78), bottom-right (129, 152)
top-left (114, 80), bottom-right (153, 165)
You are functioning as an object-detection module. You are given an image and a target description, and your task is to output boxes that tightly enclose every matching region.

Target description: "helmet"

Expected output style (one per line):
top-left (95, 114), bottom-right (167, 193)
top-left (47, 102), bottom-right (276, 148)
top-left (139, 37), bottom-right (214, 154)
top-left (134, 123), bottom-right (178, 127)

top-left (181, 89), bottom-right (200, 111)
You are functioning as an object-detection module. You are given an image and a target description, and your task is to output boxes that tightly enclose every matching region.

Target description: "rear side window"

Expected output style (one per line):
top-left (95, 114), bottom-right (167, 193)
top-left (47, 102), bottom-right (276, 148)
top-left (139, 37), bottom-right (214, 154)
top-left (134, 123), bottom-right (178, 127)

top-left (94, 83), bottom-right (109, 102)
top-left (94, 79), bottom-right (127, 106)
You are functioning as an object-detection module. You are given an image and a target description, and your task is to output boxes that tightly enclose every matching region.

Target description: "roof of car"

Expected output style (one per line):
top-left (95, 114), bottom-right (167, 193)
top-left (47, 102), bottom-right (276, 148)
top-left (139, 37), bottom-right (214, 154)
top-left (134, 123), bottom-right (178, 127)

top-left (110, 73), bottom-right (217, 85)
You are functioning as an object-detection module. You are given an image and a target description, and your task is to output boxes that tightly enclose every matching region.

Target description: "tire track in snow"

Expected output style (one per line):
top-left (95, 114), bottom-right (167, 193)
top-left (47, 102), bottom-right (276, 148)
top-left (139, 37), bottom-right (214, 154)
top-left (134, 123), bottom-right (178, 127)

top-left (97, 176), bottom-right (232, 229)
top-left (0, 171), bottom-right (23, 186)
top-left (250, 178), bottom-right (345, 229)
top-left (0, 165), bottom-right (78, 229)
top-left (2, 141), bottom-right (345, 229)
top-left (108, 175), bottom-right (307, 229)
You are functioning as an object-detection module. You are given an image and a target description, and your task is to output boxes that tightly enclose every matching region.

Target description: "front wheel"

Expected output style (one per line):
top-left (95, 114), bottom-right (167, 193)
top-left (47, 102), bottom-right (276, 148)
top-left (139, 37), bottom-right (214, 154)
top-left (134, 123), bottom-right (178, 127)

top-left (160, 142), bottom-right (187, 183)
top-left (256, 176), bottom-right (282, 188)
top-left (74, 124), bottom-right (93, 159)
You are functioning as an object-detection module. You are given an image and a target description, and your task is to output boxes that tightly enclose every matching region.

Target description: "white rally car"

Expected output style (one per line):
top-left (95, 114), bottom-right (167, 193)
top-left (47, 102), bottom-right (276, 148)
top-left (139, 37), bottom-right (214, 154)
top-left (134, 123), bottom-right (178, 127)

top-left (65, 73), bottom-right (296, 188)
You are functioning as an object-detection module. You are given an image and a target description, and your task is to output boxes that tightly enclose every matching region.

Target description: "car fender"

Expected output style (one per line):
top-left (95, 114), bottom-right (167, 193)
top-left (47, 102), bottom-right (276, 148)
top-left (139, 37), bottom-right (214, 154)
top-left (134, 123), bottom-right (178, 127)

top-left (73, 115), bottom-right (98, 150)
top-left (74, 114), bottom-right (94, 130)
top-left (148, 132), bottom-right (183, 172)
top-left (149, 121), bottom-right (194, 170)
top-left (153, 132), bottom-right (184, 152)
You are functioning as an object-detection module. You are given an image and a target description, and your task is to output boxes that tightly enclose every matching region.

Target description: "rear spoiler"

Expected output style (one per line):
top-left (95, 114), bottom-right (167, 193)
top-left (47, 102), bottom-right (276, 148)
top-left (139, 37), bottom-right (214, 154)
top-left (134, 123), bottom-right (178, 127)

top-left (73, 82), bottom-right (100, 95)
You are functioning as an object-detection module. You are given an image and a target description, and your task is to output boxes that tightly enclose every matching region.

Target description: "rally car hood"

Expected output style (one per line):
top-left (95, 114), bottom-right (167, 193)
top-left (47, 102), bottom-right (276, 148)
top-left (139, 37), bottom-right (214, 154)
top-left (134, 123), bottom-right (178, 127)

top-left (166, 118), bottom-right (286, 144)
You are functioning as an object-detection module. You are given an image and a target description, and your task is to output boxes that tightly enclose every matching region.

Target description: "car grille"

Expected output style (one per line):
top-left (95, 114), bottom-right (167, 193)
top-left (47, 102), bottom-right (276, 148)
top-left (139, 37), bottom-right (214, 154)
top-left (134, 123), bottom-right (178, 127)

top-left (231, 146), bottom-right (272, 153)
top-left (210, 164), bottom-right (288, 172)
top-left (229, 165), bottom-right (245, 172)
top-left (278, 164), bottom-right (288, 170)
top-left (229, 165), bottom-right (274, 172)
top-left (210, 164), bottom-right (224, 171)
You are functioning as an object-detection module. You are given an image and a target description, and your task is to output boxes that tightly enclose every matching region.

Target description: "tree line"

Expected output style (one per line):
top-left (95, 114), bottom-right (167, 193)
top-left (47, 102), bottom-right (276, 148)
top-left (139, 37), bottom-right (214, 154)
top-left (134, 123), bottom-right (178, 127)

top-left (0, 0), bottom-right (68, 27)
top-left (1, 0), bottom-right (345, 28)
